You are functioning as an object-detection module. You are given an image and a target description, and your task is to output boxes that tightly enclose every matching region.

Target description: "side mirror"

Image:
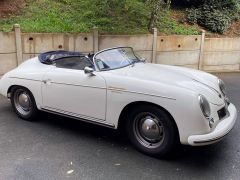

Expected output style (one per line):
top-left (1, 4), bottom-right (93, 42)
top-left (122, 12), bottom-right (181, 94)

top-left (140, 57), bottom-right (146, 62)
top-left (84, 67), bottom-right (95, 76)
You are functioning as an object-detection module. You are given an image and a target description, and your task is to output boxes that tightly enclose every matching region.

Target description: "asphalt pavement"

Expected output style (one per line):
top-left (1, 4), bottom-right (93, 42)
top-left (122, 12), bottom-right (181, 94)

top-left (0, 73), bottom-right (239, 180)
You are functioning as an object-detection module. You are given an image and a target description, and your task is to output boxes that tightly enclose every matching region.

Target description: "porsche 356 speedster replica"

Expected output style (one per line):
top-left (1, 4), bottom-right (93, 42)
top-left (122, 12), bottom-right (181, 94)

top-left (0, 47), bottom-right (237, 157)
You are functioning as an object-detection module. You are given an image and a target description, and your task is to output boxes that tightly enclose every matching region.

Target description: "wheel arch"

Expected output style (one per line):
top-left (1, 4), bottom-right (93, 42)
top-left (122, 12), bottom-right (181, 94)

top-left (7, 85), bottom-right (30, 97)
top-left (7, 85), bottom-right (37, 105)
top-left (118, 101), bottom-right (180, 139)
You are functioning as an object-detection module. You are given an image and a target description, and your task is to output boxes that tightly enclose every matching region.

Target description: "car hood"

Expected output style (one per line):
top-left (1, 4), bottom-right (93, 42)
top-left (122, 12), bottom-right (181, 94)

top-left (106, 63), bottom-right (223, 105)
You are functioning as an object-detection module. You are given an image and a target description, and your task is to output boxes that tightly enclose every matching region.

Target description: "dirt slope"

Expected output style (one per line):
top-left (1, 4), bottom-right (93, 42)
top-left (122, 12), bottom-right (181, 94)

top-left (0, 0), bottom-right (25, 17)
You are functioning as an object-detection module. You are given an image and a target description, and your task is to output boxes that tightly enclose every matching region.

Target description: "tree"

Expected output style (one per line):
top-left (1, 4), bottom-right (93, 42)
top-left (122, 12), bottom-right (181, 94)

top-left (146, 0), bottom-right (171, 32)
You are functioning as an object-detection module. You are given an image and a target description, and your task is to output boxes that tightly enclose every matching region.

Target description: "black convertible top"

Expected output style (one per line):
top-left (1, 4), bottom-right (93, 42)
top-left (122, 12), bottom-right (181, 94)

top-left (38, 51), bottom-right (84, 65)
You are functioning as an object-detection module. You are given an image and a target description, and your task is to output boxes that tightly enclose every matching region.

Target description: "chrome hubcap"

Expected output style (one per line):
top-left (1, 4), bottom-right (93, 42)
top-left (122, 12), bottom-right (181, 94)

top-left (134, 113), bottom-right (165, 148)
top-left (18, 93), bottom-right (30, 109)
top-left (141, 118), bottom-right (162, 141)
top-left (14, 89), bottom-right (32, 116)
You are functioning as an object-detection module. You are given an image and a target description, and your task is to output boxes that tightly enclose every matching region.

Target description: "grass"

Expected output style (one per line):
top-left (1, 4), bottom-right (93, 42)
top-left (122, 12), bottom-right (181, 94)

top-left (157, 9), bottom-right (199, 35)
top-left (0, 0), bottom-right (200, 35)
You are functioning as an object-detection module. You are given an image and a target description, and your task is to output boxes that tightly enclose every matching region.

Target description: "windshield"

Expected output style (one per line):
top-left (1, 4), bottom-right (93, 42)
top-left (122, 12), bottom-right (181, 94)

top-left (94, 47), bottom-right (141, 71)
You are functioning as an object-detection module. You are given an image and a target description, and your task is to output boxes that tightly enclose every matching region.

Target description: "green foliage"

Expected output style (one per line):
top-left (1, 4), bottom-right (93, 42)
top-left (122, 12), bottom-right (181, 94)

top-left (186, 0), bottom-right (240, 33)
top-left (186, 8), bottom-right (199, 25)
top-left (0, 0), bottom-right (203, 35)
top-left (157, 9), bottom-right (199, 35)
top-left (146, 0), bottom-right (171, 30)
top-left (198, 7), bottom-right (232, 33)
top-left (0, 0), bottom-right (150, 34)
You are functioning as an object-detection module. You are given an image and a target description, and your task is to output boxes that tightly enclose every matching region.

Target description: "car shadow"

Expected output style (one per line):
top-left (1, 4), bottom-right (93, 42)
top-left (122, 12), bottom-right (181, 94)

top-left (37, 111), bottom-right (227, 166)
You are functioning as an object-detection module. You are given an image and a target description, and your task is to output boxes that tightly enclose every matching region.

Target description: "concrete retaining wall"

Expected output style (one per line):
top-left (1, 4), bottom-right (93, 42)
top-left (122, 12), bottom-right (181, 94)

top-left (156, 35), bottom-right (202, 69)
top-left (0, 25), bottom-right (239, 76)
top-left (99, 34), bottom-right (153, 63)
top-left (203, 38), bottom-right (240, 71)
top-left (0, 32), bottom-right (17, 75)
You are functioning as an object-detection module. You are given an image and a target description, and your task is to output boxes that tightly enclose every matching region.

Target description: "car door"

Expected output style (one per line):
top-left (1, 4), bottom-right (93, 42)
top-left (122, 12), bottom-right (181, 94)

top-left (41, 56), bottom-right (107, 122)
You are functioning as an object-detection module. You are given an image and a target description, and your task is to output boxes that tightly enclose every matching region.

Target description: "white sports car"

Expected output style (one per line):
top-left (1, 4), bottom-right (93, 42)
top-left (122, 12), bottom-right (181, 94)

top-left (0, 47), bottom-right (237, 157)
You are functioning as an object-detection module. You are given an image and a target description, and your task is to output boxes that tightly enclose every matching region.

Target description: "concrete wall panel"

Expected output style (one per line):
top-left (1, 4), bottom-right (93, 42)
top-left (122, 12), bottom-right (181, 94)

top-left (204, 38), bottom-right (240, 51)
top-left (0, 53), bottom-right (17, 75)
top-left (22, 33), bottom-right (93, 54)
top-left (135, 50), bottom-right (152, 63)
top-left (181, 65), bottom-right (199, 69)
top-left (157, 35), bottom-right (201, 51)
top-left (0, 32), bottom-right (16, 53)
top-left (72, 34), bottom-right (94, 53)
top-left (22, 54), bottom-right (38, 61)
top-left (22, 33), bottom-right (64, 53)
top-left (203, 51), bottom-right (240, 66)
top-left (99, 35), bottom-right (153, 51)
top-left (156, 51), bottom-right (200, 65)
top-left (203, 64), bottom-right (240, 71)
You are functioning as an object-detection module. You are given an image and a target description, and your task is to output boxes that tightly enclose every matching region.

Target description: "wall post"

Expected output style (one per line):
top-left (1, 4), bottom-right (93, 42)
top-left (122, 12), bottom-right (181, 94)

top-left (152, 27), bottom-right (158, 63)
top-left (198, 30), bottom-right (205, 70)
top-left (93, 27), bottom-right (99, 53)
top-left (14, 24), bottom-right (23, 66)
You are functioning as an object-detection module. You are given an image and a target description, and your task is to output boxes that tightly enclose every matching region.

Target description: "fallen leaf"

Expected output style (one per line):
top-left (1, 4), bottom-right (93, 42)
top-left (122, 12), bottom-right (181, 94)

top-left (67, 170), bottom-right (74, 174)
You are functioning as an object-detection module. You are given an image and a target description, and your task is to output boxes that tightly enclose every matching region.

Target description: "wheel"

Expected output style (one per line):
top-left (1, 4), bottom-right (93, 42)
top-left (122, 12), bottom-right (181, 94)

top-left (126, 105), bottom-right (178, 157)
top-left (10, 87), bottom-right (38, 121)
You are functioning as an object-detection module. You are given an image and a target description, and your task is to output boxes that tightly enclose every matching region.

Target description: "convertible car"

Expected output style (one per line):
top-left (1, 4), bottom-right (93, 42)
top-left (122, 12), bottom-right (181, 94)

top-left (0, 47), bottom-right (237, 157)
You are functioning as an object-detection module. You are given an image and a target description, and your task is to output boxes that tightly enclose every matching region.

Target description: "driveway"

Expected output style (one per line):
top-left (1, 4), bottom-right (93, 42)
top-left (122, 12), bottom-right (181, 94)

top-left (0, 73), bottom-right (239, 180)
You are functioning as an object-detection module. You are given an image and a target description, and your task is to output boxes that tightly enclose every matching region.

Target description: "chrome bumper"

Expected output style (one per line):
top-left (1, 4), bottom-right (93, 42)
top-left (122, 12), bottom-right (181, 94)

top-left (188, 103), bottom-right (237, 146)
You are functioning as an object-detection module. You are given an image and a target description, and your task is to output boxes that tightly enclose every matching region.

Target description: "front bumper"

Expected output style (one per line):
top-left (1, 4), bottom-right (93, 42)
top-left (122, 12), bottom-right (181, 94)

top-left (188, 103), bottom-right (237, 146)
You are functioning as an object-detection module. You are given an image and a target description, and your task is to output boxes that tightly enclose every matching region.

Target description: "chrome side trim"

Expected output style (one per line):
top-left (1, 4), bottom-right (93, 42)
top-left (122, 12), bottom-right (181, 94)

top-left (49, 81), bottom-right (106, 90)
top-left (8, 77), bottom-right (106, 90)
top-left (9, 77), bottom-right (42, 82)
top-left (107, 88), bottom-right (176, 100)
top-left (123, 90), bottom-right (175, 100)
top-left (108, 86), bottom-right (126, 91)
top-left (41, 107), bottom-right (115, 128)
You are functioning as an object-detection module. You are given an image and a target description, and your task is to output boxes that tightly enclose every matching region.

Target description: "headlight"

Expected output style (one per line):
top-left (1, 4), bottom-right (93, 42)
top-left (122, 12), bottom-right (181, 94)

top-left (218, 79), bottom-right (226, 96)
top-left (198, 95), bottom-right (211, 118)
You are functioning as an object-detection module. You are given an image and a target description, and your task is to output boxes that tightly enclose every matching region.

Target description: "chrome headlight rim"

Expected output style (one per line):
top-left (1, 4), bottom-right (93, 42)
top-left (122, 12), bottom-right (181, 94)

top-left (218, 79), bottom-right (226, 96)
top-left (198, 94), bottom-right (211, 118)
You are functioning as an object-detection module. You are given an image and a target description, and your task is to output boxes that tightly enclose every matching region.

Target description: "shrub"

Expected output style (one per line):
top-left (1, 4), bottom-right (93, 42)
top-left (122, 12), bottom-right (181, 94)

top-left (199, 8), bottom-right (232, 33)
top-left (185, 0), bottom-right (240, 33)
top-left (186, 8), bottom-right (200, 25)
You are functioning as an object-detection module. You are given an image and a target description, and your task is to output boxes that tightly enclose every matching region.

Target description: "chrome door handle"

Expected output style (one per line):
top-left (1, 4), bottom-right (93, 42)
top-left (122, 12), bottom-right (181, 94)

top-left (43, 79), bottom-right (51, 84)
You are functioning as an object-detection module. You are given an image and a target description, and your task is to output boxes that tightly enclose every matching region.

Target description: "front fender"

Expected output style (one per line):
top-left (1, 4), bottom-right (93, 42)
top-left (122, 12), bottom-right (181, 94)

top-left (0, 72), bottom-right (12, 97)
top-left (105, 86), bottom-right (211, 144)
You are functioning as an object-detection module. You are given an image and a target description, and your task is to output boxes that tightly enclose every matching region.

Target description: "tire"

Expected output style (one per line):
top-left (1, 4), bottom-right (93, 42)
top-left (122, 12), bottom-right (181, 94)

top-left (126, 104), bottom-right (178, 157)
top-left (10, 86), bottom-right (38, 121)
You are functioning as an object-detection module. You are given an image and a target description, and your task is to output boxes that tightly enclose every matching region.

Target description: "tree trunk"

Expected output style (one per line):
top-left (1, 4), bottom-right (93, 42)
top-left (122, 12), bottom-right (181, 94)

top-left (148, 11), bottom-right (155, 32)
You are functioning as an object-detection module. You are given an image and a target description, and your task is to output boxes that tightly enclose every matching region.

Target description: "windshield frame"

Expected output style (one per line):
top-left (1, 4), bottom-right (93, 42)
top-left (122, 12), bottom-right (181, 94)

top-left (93, 47), bottom-right (141, 71)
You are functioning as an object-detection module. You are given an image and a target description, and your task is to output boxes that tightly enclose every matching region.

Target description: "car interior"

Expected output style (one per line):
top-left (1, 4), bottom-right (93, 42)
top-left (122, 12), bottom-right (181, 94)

top-left (55, 56), bottom-right (94, 70)
top-left (38, 51), bottom-right (95, 70)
